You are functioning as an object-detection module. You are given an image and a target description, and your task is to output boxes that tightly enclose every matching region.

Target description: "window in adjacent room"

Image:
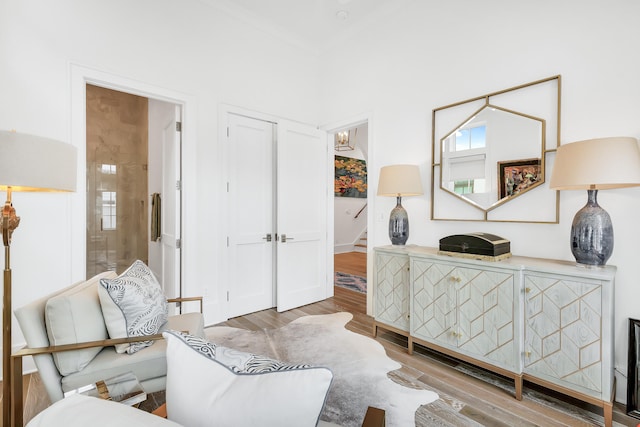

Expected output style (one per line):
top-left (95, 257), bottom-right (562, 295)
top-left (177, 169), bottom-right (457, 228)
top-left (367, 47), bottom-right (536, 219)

top-left (101, 191), bottom-right (117, 230)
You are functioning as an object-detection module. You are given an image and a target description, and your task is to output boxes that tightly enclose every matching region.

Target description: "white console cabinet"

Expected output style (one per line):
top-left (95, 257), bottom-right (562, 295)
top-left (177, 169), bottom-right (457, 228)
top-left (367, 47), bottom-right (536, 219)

top-left (372, 246), bottom-right (616, 427)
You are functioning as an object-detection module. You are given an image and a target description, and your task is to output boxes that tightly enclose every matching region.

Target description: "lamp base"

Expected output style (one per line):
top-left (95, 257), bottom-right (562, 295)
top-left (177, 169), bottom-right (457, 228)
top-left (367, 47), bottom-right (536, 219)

top-left (570, 189), bottom-right (613, 267)
top-left (389, 196), bottom-right (409, 245)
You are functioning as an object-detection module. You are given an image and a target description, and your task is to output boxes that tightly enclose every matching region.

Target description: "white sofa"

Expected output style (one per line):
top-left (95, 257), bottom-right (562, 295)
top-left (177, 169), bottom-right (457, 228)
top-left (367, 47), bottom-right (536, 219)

top-left (13, 270), bottom-right (204, 426)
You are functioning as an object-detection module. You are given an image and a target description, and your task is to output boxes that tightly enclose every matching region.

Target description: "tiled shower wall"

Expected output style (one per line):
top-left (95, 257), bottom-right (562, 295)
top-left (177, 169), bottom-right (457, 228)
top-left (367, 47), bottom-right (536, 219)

top-left (86, 84), bottom-right (148, 277)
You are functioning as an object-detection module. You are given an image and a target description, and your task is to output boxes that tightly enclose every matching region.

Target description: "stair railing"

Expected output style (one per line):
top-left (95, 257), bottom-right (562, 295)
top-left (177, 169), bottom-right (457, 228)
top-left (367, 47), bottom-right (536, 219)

top-left (354, 203), bottom-right (367, 219)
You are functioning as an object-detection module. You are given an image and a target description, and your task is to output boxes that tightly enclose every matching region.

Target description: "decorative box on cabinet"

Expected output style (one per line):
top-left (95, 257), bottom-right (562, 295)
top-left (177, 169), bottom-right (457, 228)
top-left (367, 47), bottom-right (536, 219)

top-left (372, 247), bottom-right (410, 339)
top-left (372, 246), bottom-right (616, 427)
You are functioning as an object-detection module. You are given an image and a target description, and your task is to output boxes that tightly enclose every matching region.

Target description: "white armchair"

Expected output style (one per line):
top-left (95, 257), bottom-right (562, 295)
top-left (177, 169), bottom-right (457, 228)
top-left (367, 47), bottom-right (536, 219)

top-left (12, 270), bottom-right (204, 427)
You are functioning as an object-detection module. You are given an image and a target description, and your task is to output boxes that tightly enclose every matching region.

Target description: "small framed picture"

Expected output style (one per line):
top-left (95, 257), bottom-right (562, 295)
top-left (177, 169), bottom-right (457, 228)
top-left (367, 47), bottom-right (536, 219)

top-left (497, 158), bottom-right (542, 199)
top-left (628, 318), bottom-right (640, 420)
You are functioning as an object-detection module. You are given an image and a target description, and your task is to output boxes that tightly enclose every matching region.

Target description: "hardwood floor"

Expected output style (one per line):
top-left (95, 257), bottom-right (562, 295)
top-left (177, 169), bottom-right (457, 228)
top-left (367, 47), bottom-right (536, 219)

top-left (334, 251), bottom-right (367, 277)
top-left (334, 251), bottom-right (367, 314)
top-left (222, 293), bottom-right (636, 427)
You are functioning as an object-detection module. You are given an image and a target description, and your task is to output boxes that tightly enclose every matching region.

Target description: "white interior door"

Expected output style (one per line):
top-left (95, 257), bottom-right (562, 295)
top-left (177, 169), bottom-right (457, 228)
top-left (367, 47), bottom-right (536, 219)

top-left (276, 120), bottom-right (328, 312)
top-left (226, 114), bottom-right (276, 318)
top-left (161, 106), bottom-right (182, 301)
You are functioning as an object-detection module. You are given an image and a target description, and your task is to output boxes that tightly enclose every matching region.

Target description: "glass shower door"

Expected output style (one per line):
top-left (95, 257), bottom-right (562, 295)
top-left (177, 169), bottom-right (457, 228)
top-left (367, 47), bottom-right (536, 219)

top-left (86, 146), bottom-right (148, 278)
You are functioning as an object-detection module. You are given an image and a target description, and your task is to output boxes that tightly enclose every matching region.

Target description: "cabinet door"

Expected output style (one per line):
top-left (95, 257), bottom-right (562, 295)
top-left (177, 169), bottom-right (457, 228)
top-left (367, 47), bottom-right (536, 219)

top-left (411, 259), bottom-right (457, 347)
top-left (374, 251), bottom-right (410, 332)
top-left (455, 266), bottom-right (516, 371)
top-left (412, 259), bottom-right (517, 370)
top-left (524, 273), bottom-right (604, 398)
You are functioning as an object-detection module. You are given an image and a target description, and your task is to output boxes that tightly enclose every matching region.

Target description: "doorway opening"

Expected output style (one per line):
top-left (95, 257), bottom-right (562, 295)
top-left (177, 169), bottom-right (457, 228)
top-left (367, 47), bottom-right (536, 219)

top-left (85, 84), bottom-right (182, 299)
top-left (333, 122), bottom-right (368, 314)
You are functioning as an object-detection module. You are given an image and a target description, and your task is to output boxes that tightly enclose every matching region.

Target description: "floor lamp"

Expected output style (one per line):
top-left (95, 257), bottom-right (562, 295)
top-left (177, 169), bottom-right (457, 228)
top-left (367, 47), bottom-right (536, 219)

top-left (0, 131), bottom-right (76, 425)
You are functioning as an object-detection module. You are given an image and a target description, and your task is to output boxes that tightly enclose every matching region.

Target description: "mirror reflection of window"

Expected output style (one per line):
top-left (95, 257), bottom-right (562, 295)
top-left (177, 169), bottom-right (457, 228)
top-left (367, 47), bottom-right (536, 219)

top-left (454, 124), bottom-right (486, 151)
top-left (454, 180), bottom-right (473, 194)
top-left (447, 154), bottom-right (487, 195)
top-left (453, 178), bottom-right (487, 195)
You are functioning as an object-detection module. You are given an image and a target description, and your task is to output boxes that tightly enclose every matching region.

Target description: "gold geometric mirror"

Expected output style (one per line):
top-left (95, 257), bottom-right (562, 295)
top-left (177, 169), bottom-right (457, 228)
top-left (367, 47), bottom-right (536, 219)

top-left (432, 75), bottom-right (561, 223)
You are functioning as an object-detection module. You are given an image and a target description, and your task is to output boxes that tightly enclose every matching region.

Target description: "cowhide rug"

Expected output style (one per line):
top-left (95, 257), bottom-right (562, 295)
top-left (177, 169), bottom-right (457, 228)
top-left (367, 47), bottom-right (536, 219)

top-left (205, 312), bottom-right (438, 427)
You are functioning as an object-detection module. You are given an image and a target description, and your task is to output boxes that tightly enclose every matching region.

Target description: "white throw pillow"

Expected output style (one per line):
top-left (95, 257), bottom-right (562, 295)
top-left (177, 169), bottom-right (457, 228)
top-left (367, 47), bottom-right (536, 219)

top-left (45, 271), bottom-right (117, 375)
top-left (163, 331), bottom-right (333, 427)
top-left (26, 394), bottom-right (181, 427)
top-left (99, 260), bottom-right (168, 354)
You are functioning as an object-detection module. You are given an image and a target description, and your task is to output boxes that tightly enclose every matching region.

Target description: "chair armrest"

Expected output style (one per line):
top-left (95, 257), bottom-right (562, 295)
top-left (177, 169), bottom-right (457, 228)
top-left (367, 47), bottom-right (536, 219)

top-left (167, 296), bottom-right (203, 313)
top-left (12, 334), bottom-right (164, 358)
top-left (10, 333), bottom-right (165, 427)
top-left (361, 406), bottom-right (385, 427)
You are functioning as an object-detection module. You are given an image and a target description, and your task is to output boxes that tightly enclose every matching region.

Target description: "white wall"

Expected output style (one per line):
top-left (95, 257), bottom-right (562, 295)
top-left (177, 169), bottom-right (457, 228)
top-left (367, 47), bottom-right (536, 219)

top-left (318, 0), bottom-right (640, 403)
top-left (0, 0), bottom-right (321, 376)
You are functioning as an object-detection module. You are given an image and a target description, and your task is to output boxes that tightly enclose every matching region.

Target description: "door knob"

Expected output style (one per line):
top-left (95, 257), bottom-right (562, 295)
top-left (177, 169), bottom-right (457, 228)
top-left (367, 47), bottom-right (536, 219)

top-left (262, 233), bottom-right (272, 242)
top-left (280, 234), bottom-right (294, 243)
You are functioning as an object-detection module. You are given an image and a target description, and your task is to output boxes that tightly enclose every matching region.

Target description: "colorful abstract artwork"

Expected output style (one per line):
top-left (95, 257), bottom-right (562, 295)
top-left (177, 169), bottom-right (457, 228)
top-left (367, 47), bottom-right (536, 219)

top-left (334, 155), bottom-right (367, 198)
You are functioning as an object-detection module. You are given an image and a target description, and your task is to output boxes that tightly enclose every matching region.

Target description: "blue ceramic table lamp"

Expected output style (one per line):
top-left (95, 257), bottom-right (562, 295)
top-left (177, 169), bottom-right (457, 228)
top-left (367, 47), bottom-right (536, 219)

top-left (549, 137), bottom-right (640, 266)
top-left (377, 164), bottom-right (423, 245)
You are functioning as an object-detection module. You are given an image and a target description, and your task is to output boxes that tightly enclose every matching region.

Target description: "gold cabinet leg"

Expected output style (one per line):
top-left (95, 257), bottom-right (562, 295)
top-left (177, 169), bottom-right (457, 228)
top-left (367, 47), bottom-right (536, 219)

top-left (602, 400), bottom-right (612, 427)
top-left (514, 374), bottom-right (523, 401)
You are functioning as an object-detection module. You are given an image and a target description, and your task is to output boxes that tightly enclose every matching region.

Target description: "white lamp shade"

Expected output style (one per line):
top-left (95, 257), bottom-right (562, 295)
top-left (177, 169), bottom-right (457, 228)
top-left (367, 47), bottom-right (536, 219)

top-left (377, 164), bottom-right (423, 197)
top-left (549, 136), bottom-right (640, 190)
top-left (0, 131), bottom-right (77, 192)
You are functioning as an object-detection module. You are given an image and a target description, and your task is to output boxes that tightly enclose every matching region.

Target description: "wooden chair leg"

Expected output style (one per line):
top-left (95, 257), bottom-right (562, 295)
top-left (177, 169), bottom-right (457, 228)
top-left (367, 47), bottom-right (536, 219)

top-left (361, 406), bottom-right (385, 427)
top-left (152, 403), bottom-right (168, 418)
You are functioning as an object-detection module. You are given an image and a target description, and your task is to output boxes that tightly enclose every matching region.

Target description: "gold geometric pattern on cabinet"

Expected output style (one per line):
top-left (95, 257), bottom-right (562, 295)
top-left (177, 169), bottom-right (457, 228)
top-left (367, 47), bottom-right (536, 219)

top-left (523, 274), bottom-right (602, 394)
top-left (374, 253), bottom-right (410, 331)
top-left (412, 260), bottom-right (516, 370)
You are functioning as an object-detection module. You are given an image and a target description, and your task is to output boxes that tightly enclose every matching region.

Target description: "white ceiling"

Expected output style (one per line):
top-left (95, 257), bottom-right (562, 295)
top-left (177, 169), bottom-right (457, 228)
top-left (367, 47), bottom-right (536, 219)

top-left (209, 0), bottom-right (410, 52)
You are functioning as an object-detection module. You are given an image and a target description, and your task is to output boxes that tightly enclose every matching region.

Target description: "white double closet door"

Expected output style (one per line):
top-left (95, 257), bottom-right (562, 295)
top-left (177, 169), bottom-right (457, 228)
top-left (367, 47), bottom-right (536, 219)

top-left (225, 113), bottom-right (329, 318)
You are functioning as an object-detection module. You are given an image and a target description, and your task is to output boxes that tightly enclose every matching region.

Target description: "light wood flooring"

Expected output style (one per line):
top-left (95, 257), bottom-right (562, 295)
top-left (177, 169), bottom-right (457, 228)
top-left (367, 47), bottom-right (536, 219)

top-left (5, 251), bottom-right (638, 426)
top-left (334, 251), bottom-right (367, 314)
top-left (221, 292), bottom-right (636, 427)
top-left (335, 251), bottom-right (367, 278)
